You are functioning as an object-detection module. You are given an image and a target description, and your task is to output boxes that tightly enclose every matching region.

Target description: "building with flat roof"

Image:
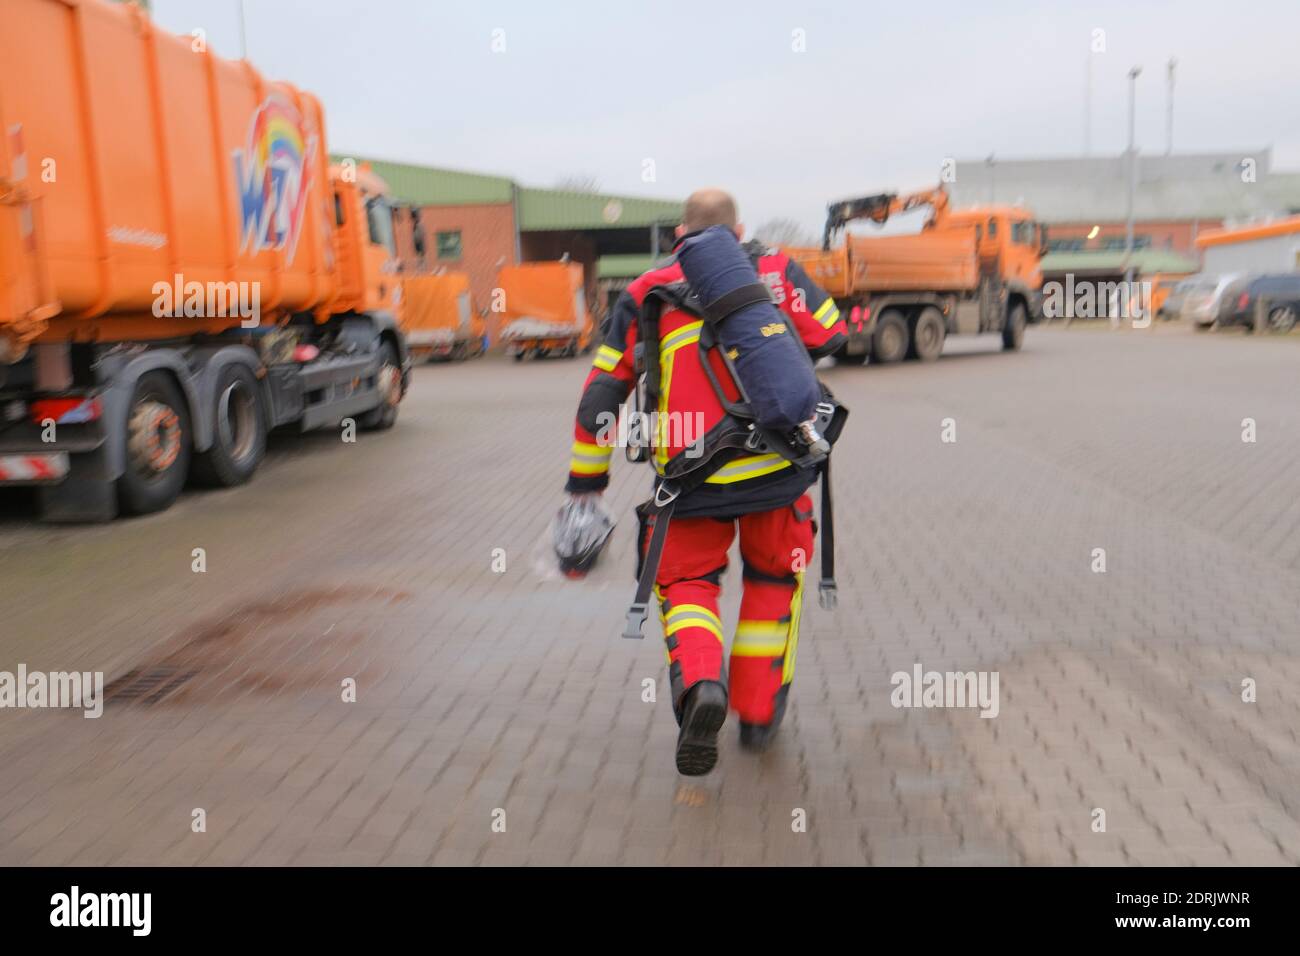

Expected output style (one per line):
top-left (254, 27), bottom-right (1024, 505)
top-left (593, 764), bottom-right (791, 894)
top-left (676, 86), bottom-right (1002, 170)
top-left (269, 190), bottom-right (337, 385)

top-left (950, 150), bottom-right (1300, 283)
top-left (1197, 215), bottom-right (1300, 274)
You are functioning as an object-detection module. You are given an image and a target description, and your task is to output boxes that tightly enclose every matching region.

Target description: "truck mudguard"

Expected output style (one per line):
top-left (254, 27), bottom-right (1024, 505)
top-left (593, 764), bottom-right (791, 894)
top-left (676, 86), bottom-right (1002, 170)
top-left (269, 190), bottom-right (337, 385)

top-left (674, 226), bottom-right (820, 432)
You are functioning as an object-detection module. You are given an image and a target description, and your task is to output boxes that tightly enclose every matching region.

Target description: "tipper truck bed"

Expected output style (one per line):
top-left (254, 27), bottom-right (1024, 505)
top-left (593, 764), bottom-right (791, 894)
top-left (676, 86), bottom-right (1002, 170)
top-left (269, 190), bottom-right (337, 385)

top-left (0, 0), bottom-right (410, 520)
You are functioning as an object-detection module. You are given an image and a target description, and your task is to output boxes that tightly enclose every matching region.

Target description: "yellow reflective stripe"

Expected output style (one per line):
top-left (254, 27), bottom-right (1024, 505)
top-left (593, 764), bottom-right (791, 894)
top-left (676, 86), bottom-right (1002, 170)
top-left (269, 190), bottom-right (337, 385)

top-left (655, 586), bottom-right (673, 665)
top-left (569, 440), bottom-right (613, 475)
top-left (660, 321), bottom-right (703, 356)
top-left (572, 440), bottom-right (612, 457)
top-left (703, 453), bottom-right (791, 484)
top-left (593, 345), bottom-right (623, 372)
top-left (655, 346), bottom-right (676, 466)
top-left (818, 305), bottom-right (841, 329)
top-left (782, 573), bottom-right (804, 685)
top-left (813, 298), bottom-right (836, 321)
top-left (665, 603), bottom-right (723, 630)
top-left (732, 619), bottom-right (789, 657)
top-left (664, 604), bottom-right (724, 642)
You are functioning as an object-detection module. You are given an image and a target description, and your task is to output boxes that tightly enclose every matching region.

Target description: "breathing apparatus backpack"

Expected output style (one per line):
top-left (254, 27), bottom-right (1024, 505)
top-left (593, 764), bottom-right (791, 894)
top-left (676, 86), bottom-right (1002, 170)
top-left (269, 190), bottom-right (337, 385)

top-left (621, 226), bottom-right (848, 640)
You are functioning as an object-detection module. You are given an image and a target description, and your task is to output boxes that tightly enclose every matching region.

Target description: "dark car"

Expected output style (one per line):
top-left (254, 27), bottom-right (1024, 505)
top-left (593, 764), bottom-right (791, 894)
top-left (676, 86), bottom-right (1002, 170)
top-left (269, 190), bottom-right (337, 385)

top-left (1215, 273), bottom-right (1300, 333)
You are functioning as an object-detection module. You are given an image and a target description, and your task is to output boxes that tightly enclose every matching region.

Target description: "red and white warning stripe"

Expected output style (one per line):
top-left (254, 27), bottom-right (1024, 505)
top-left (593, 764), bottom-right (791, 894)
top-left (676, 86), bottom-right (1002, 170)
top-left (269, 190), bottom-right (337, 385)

top-left (0, 453), bottom-right (69, 483)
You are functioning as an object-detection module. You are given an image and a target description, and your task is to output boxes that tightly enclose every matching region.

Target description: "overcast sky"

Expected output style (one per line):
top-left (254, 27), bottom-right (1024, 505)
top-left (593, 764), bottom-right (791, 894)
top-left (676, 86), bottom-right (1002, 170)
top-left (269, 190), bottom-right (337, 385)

top-left (153, 0), bottom-right (1300, 234)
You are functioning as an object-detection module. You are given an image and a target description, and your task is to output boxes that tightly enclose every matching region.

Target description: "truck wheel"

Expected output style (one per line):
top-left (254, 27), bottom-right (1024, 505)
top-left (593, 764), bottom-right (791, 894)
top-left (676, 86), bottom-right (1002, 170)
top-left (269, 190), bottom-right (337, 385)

top-left (118, 371), bottom-right (191, 515)
top-left (909, 307), bottom-right (946, 362)
top-left (1002, 301), bottom-right (1026, 351)
top-left (192, 364), bottom-right (266, 487)
top-left (359, 341), bottom-right (402, 431)
top-left (871, 310), bottom-right (909, 364)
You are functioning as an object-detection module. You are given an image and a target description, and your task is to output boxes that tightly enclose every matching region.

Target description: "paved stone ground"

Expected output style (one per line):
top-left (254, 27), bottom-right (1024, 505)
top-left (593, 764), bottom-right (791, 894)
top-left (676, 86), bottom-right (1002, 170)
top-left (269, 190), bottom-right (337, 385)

top-left (0, 323), bottom-right (1297, 865)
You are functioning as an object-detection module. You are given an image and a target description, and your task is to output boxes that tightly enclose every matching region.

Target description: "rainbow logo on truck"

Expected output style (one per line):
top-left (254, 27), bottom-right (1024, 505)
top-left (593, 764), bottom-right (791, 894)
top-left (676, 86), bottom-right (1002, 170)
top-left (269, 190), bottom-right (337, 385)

top-left (232, 94), bottom-right (318, 262)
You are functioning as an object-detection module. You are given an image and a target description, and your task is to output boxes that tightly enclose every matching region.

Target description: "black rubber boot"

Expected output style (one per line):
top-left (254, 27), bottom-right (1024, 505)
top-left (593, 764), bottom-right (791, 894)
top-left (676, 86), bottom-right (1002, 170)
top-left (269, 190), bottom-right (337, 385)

top-left (675, 680), bottom-right (728, 776)
top-left (739, 686), bottom-right (788, 753)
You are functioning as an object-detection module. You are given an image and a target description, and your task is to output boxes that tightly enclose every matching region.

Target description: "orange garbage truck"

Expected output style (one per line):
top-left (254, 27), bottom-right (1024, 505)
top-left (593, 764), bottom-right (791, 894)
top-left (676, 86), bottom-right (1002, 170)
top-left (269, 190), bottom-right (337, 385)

top-left (786, 185), bottom-right (1046, 364)
top-left (400, 272), bottom-right (484, 362)
top-left (0, 0), bottom-right (410, 520)
top-left (496, 261), bottom-right (592, 361)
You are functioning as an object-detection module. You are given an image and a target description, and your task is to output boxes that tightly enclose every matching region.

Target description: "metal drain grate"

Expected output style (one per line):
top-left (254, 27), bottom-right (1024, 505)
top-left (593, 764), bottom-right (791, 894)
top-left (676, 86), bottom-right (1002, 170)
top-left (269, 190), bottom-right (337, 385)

top-left (102, 667), bottom-right (198, 707)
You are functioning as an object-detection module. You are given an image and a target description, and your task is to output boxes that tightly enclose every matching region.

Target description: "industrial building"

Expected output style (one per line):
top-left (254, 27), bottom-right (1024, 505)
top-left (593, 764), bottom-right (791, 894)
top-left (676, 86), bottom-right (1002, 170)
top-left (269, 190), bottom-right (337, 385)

top-left (336, 156), bottom-right (682, 336)
top-left (1197, 216), bottom-right (1300, 274)
top-left (950, 150), bottom-right (1300, 284)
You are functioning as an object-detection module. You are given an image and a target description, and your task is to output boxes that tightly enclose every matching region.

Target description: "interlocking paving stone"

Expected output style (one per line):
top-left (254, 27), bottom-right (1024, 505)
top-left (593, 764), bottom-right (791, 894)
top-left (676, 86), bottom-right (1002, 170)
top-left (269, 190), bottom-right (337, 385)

top-left (1, 324), bottom-right (1297, 864)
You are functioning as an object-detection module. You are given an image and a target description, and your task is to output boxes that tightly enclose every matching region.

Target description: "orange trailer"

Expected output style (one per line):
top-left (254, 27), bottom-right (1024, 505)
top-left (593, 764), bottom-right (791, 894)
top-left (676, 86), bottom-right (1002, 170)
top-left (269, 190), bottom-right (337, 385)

top-left (400, 272), bottom-right (484, 361)
top-left (496, 261), bottom-right (591, 360)
top-left (0, 0), bottom-right (409, 520)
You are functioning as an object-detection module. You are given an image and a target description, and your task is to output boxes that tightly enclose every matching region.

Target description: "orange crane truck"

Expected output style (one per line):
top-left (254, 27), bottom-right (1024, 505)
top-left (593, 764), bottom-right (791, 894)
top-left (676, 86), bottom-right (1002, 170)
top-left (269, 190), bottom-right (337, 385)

top-left (786, 185), bottom-right (1047, 364)
top-left (0, 0), bottom-right (410, 520)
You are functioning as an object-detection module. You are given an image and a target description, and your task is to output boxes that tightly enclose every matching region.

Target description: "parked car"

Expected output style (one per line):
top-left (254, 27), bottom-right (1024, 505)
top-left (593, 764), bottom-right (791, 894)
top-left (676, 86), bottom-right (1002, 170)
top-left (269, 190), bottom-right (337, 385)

top-left (1214, 273), bottom-right (1300, 333)
top-left (1160, 273), bottom-right (1247, 329)
top-left (1150, 272), bottom-right (1194, 320)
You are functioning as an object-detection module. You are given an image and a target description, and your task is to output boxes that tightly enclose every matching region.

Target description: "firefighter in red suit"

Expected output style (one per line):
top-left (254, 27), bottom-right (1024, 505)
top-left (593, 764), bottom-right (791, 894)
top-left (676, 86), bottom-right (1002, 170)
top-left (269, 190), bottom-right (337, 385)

top-left (564, 189), bottom-right (846, 775)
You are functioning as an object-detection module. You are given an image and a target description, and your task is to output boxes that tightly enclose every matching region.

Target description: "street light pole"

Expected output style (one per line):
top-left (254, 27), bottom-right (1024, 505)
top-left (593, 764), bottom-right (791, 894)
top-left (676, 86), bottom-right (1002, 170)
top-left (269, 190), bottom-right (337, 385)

top-left (1165, 58), bottom-right (1176, 156)
top-left (1124, 66), bottom-right (1142, 297)
top-left (237, 0), bottom-right (248, 60)
top-left (1084, 51), bottom-right (1092, 155)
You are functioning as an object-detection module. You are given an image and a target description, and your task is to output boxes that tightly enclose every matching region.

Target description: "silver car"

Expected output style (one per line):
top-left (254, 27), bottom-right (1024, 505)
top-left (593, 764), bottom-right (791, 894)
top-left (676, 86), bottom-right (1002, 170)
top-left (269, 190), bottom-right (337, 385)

top-left (1165, 273), bottom-right (1247, 329)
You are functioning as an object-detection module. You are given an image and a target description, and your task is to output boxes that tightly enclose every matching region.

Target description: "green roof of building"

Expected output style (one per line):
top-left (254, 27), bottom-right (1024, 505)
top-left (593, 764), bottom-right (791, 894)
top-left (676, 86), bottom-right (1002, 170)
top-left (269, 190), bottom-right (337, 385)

top-left (330, 155), bottom-right (514, 205)
top-left (517, 188), bottom-right (681, 231)
top-left (1041, 249), bottom-right (1200, 275)
top-left (334, 155), bottom-right (682, 231)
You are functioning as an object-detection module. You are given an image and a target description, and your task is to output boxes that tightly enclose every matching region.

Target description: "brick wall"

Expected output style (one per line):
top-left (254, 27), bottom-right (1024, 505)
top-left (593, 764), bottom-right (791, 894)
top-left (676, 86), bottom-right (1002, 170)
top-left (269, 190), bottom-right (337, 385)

top-left (412, 203), bottom-right (517, 302)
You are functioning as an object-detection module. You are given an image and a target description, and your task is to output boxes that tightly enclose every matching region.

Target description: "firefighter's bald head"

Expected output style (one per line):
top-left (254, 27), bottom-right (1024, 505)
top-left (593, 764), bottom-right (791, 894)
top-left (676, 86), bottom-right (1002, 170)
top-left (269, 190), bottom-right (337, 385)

top-left (679, 189), bottom-right (742, 239)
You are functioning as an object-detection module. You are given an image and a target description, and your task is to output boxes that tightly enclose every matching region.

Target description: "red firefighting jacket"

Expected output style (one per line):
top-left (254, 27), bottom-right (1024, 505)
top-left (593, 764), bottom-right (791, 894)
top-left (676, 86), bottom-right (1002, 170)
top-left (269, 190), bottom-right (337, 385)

top-left (566, 241), bottom-right (846, 518)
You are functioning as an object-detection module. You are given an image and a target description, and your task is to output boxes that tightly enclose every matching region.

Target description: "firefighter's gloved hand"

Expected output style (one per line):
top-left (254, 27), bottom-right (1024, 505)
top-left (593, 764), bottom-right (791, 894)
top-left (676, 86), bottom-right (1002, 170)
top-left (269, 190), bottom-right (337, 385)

top-left (553, 492), bottom-right (615, 579)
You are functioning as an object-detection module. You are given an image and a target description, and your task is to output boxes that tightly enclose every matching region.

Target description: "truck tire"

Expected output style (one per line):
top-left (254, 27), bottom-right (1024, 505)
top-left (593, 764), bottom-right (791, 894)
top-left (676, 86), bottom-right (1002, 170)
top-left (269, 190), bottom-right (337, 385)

top-left (909, 307), bottom-right (945, 362)
top-left (359, 341), bottom-right (402, 431)
top-left (191, 363), bottom-right (266, 487)
top-left (118, 371), bottom-right (192, 515)
top-left (1002, 301), bottom-right (1026, 351)
top-left (871, 309), bottom-right (909, 364)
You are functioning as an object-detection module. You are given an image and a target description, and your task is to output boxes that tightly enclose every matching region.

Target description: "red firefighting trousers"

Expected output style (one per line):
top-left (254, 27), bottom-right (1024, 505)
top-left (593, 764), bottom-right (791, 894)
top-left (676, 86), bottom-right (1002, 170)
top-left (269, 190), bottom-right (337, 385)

top-left (646, 494), bottom-right (815, 725)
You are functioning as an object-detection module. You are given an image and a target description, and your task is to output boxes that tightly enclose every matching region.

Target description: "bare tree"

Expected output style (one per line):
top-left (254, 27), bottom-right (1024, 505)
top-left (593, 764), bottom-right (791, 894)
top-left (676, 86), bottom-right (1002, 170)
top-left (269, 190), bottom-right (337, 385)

top-left (753, 217), bottom-right (817, 247)
top-left (554, 174), bottom-right (601, 193)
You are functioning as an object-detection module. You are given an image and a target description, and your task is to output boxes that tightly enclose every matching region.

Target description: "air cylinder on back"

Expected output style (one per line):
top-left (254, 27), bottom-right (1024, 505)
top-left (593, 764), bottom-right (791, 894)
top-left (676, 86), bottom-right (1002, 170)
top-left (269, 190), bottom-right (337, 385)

top-left (674, 226), bottom-right (820, 431)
